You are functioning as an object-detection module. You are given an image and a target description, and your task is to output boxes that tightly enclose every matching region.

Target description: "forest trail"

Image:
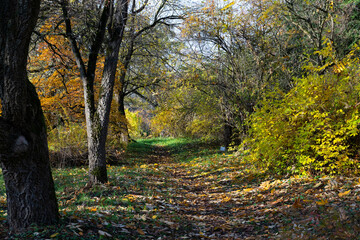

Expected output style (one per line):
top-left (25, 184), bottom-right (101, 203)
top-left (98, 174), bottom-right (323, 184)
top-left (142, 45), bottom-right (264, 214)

top-left (122, 139), bottom-right (360, 239)
top-left (130, 143), bottom-right (248, 239)
top-left (1, 139), bottom-right (360, 239)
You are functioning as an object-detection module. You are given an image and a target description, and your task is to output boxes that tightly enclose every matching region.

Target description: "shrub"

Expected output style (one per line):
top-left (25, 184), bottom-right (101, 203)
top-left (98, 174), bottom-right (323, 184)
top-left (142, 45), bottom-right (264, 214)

top-left (244, 44), bottom-right (360, 175)
top-left (47, 123), bottom-right (88, 167)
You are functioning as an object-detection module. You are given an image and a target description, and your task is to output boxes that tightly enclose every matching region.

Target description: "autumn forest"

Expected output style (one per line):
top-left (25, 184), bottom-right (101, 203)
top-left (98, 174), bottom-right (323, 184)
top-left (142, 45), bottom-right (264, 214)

top-left (1, 0), bottom-right (360, 239)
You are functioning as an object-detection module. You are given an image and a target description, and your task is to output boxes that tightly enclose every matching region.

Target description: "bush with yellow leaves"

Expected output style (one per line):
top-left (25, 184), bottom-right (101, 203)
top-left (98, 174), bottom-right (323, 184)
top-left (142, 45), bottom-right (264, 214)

top-left (244, 43), bottom-right (360, 175)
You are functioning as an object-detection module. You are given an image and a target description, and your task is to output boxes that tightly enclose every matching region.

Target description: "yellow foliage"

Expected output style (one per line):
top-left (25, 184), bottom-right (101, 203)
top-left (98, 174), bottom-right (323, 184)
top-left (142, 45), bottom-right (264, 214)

top-left (245, 41), bottom-right (360, 175)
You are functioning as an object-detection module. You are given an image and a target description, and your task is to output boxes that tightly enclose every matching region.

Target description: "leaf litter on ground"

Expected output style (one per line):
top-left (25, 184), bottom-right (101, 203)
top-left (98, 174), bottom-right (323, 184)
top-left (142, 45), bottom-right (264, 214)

top-left (0, 138), bottom-right (359, 239)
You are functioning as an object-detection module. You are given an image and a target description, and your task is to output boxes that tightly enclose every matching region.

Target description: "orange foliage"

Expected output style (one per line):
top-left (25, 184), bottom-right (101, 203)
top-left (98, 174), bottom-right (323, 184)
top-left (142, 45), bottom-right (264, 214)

top-left (29, 15), bottom-right (127, 136)
top-left (29, 16), bottom-right (105, 127)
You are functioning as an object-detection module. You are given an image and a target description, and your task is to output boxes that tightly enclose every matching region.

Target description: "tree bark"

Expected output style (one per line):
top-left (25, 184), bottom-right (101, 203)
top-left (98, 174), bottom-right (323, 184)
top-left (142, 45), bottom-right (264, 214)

top-left (0, 0), bottom-right (59, 232)
top-left (117, 91), bottom-right (130, 144)
top-left (116, 41), bottom-right (133, 145)
top-left (223, 121), bottom-right (233, 149)
top-left (60, 0), bottom-right (129, 185)
top-left (88, 0), bottom-right (129, 184)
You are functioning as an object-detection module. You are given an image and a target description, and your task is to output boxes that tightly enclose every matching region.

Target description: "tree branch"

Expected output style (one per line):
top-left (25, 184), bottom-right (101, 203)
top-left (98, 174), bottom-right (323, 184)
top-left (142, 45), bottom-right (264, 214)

top-left (131, 0), bottom-right (149, 15)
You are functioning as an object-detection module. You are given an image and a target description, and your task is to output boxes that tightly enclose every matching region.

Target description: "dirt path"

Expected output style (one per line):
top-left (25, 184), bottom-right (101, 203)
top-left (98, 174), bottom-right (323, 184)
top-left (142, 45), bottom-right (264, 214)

top-left (133, 143), bottom-right (360, 239)
top-left (136, 144), bottom-right (264, 239)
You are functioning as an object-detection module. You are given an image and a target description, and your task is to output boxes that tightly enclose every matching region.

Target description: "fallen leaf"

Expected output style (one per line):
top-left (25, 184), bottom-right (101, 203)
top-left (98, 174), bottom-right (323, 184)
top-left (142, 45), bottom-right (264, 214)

top-left (243, 188), bottom-right (254, 193)
top-left (270, 197), bottom-right (283, 205)
top-left (313, 182), bottom-right (324, 189)
top-left (325, 179), bottom-right (339, 190)
top-left (221, 196), bottom-right (232, 203)
top-left (50, 233), bottom-right (59, 238)
top-left (260, 181), bottom-right (271, 190)
top-left (137, 228), bottom-right (145, 235)
top-left (338, 190), bottom-right (351, 197)
top-left (339, 207), bottom-right (348, 221)
top-left (316, 199), bottom-right (328, 206)
top-left (162, 220), bottom-right (175, 226)
top-left (98, 230), bottom-right (112, 237)
top-left (292, 198), bottom-right (303, 209)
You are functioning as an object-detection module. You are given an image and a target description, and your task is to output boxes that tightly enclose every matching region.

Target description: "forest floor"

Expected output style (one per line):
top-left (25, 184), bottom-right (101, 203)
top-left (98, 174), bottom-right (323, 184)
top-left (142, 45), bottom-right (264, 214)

top-left (1, 138), bottom-right (360, 239)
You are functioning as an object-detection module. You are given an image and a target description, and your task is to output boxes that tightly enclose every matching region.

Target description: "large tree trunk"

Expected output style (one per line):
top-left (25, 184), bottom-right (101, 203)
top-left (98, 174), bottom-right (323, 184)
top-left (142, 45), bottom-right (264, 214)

top-left (0, 0), bottom-right (59, 232)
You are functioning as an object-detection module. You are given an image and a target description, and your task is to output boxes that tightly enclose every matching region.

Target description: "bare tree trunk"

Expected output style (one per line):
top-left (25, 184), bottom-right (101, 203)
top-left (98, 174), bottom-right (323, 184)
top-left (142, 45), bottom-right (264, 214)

top-left (87, 0), bottom-right (128, 185)
top-left (223, 121), bottom-right (233, 149)
top-left (61, 0), bottom-right (129, 185)
top-left (117, 91), bottom-right (130, 144)
top-left (0, 0), bottom-right (59, 232)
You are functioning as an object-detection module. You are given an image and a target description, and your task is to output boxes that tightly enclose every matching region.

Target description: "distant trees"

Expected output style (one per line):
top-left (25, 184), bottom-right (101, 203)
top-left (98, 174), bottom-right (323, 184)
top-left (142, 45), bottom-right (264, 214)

top-left (177, 0), bottom-right (281, 145)
top-left (168, 0), bottom-right (360, 147)
top-left (0, 0), bottom-right (59, 231)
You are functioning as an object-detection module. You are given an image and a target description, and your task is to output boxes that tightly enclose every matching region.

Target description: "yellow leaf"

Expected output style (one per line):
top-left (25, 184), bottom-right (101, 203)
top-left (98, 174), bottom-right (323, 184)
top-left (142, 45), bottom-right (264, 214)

top-left (221, 1), bottom-right (235, 11)
top-left (271, 189), bottom-right (275, 195)
top-left (50, 233), bottom-right (59, 238)
top-left (152, 215), bottom-right (157, 219)
top-left (316, 199), bottom-right (328, 206)
top-left (243, 188), bottom-right (254, 193)
top-left (338, 190), bottom-right (351, 197)
top-left (90, 207), bottom-right (97, 212)
top-left (260, 181), bottom-right (271, 190)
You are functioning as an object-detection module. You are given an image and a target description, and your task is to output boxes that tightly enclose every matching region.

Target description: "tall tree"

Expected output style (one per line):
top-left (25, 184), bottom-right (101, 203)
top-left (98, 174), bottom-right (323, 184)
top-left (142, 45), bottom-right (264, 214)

top-left (59, 0), bottom-right (129, 185)
top-left (0, 0), bottom-right (59, 232)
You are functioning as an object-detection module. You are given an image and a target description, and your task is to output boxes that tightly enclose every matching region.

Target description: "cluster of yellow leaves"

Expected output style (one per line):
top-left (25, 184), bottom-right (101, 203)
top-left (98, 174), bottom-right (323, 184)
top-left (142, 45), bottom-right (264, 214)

top-left (245, 41), bottom-right (360, 175)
